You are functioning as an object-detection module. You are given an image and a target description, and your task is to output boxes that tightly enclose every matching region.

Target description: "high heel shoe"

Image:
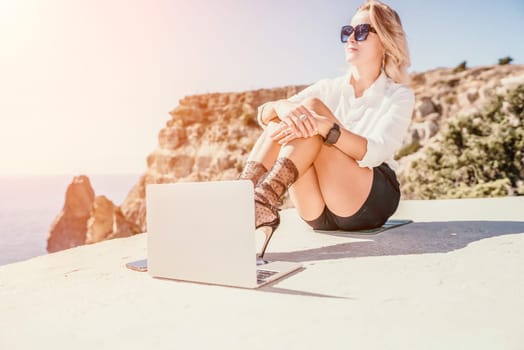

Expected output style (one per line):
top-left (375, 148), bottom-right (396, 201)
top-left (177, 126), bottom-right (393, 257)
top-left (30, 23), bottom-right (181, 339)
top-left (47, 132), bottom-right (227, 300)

top-left (255, 199), bottom-right (280, 260)
top-left (256, 226), bottom-right (277, 265)
top-left (253, 158), bottom-right (299, 262)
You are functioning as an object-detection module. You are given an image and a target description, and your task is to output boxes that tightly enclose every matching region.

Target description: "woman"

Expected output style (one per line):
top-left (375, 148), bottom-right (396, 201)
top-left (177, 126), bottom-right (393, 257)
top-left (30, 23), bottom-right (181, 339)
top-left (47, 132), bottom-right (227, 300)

top-left (240, 0), bottom-right (415, 258)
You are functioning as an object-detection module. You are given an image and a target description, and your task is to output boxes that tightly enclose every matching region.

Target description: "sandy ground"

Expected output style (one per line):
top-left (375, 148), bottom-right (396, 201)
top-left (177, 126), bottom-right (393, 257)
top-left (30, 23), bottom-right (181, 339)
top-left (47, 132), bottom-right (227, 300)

top-left (0, 197), bottom-right (523, 350)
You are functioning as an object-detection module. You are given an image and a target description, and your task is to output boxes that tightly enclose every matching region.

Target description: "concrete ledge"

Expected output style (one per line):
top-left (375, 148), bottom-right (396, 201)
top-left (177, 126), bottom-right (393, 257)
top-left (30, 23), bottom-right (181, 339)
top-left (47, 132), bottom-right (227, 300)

top-left (393, 196), bottom-right (524, 222)
top-left (1, 198), bottom-right (523, 349)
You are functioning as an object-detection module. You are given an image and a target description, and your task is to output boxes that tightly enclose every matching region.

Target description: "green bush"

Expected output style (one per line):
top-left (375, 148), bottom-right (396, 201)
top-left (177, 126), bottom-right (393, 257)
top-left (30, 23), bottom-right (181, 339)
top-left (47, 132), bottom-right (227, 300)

top-left (401, 84), bottom-right (524, 199)
top-left (395, 138), bottom-right (421, 159)
top-left (452, 60), bottom-right (467, 73)
top-left (498, 56), bottom-right (513, 65)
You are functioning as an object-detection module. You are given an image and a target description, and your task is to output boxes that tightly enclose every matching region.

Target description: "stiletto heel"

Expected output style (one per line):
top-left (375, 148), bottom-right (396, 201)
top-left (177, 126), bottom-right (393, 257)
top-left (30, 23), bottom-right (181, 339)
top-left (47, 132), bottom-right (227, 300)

top-left (257, 216), bottom-right (280, 259)
top-left (253, 158), bottom-right (299, 264)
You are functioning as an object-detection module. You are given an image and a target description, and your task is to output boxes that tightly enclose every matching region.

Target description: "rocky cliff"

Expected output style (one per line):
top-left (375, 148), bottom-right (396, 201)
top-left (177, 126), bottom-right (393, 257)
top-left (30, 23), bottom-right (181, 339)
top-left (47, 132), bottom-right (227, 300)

top-left (398, 65), bottom-right (524, 198)
top-left (47, 64), bottom-right (524, 251)
top-left (47, 176), bottom-right (141, 252)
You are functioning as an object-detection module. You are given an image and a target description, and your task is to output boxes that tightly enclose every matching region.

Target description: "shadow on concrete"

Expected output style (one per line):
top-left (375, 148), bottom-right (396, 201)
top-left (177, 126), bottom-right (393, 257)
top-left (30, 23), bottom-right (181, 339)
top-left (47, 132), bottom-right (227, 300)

top-left (259, 267), bottom-right (354, 299)
top-left (266, 221), bottom-right (524, 263)
top-left (260, 286), bottom-right (353, 299)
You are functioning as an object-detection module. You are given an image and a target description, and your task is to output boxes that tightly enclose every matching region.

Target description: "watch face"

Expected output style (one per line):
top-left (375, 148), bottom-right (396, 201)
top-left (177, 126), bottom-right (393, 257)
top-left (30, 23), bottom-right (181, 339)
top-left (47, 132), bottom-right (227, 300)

top-left (325, 123), bottom-right (341, 145)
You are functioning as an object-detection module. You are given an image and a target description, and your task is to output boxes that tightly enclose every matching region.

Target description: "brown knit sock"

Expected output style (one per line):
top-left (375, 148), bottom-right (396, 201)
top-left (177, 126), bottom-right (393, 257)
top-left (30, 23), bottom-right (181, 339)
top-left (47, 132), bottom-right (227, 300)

top-left (239, 161), bottom-right (268, 187)
top-left (254, 158), bottom-right (299, 228)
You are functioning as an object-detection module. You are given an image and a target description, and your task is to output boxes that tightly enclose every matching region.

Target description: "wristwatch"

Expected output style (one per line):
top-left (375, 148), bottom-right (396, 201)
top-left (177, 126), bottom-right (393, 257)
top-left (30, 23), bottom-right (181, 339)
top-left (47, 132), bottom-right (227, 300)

top-left (323, 123), bottom-right (341, 145)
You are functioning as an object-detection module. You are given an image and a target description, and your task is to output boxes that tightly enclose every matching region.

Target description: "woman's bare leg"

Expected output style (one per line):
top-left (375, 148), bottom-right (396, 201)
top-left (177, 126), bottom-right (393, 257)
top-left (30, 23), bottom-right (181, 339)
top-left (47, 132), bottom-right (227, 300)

top-left (288, 166), bottom-right (326, 220)
top-left (248, 97), bottom-right (373, 223)
top-left (246, 122), bottom-right (283, 170)
top-left (280, 136), bottom-right (371, 217)
top-left (284, 99), bottom-right (374, 221)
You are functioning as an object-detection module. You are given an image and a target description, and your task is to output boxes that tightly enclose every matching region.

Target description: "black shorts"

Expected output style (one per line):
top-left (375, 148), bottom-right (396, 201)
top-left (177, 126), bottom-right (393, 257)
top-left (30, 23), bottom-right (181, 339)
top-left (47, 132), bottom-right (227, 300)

top-left (304, 163), bottom-right (400, 231)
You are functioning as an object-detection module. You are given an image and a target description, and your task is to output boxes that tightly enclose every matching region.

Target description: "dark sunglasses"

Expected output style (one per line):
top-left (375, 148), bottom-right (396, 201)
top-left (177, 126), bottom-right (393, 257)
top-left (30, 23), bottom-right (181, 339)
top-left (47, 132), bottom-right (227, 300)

top-left (340, 24), bottom-right (377, 43)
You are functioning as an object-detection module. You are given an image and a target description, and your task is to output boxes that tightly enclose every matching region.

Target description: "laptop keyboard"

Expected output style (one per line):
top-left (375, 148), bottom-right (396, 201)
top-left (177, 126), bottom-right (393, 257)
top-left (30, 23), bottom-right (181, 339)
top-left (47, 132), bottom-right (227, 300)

top-left (257, 269), bottom-right (278, 284)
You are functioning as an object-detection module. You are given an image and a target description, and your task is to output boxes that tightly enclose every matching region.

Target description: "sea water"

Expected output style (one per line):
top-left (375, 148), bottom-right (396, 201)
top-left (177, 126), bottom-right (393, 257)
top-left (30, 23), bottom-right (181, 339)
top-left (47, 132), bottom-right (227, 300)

top-left (0, 174), bottom-right (141, 266)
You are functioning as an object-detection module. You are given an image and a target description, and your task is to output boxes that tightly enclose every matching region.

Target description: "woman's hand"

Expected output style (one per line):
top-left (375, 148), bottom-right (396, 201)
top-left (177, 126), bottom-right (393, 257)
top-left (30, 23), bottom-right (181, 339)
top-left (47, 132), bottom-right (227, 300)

top-left (274, 102), bottom-right (316, 137)
top-left (270, 106), bottom-right (331, 145)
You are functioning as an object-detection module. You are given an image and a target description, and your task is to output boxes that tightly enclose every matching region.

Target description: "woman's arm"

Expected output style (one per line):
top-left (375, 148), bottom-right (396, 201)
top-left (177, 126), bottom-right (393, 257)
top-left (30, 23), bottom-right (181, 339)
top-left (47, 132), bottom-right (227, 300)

top-left (275, 87), bottom-right (414, 167)
top-left (257, 78), bottom-right (329, 127)
top-left (257, 99), bottom-right (302, 127)
top-left (256, 101), bottom-right (278, 127)
top-left (314, 117), bottom-right (368, 161)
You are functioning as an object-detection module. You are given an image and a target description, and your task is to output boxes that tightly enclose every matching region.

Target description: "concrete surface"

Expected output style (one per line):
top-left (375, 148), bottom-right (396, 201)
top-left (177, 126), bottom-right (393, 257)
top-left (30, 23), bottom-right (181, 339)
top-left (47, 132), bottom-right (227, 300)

top-left (1, 197), bottom-right (523, 350)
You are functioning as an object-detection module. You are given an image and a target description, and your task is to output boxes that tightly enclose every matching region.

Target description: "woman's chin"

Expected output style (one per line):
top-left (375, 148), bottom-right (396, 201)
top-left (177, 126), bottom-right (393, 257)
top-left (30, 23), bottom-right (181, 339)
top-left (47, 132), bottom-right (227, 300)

top-left (345, 57), bottom-right (358, 65)
top-left (345, 52), bottom-right (359, 61)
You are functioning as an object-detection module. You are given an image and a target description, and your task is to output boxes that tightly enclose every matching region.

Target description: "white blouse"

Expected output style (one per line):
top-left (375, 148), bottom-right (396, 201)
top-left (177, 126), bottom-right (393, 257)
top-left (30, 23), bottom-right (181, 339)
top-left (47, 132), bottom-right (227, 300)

top-left (284, 70), bottom-right (415, 171)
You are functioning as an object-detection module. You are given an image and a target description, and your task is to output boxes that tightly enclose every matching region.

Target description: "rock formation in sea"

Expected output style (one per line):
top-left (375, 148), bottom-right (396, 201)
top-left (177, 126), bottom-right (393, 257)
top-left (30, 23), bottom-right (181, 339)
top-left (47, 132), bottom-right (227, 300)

top-left (47, 175), bottom-right (94, 252)
top-left (47, 64), bottom-right (524, 252)
top-left (47, 176), bottom-right (141, 252)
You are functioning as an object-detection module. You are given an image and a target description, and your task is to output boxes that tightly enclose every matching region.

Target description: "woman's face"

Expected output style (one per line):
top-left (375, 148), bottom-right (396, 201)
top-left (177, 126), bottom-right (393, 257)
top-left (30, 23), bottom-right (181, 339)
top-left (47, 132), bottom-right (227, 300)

top-left (344, 10), bottom-right (384, 69)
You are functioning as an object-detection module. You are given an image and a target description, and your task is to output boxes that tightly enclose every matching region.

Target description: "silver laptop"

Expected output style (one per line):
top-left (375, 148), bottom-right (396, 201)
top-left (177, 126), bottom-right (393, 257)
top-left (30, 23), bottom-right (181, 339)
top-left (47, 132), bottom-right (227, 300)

top-left (145, 179), bottom-right (302, 289)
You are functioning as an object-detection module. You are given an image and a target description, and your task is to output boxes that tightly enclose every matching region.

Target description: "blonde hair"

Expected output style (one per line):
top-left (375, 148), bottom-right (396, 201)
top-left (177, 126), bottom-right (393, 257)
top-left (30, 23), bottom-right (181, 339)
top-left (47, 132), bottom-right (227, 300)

top-left (356, 0), bottom-right (411, 84)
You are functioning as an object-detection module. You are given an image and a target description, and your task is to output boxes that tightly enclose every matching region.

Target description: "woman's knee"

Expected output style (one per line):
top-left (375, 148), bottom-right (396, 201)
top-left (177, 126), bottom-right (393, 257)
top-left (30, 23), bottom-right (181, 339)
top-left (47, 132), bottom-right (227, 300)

top-left (301, 97), bottom-right (330, 115)
top-left (302, 97), bottom-right (333, 116)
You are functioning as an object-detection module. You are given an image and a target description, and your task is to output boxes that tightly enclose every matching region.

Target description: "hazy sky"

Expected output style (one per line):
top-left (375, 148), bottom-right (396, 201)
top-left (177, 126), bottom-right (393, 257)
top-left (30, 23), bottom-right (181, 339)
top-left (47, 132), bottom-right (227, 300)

top-left (1, 0), bottom-right (523, 175)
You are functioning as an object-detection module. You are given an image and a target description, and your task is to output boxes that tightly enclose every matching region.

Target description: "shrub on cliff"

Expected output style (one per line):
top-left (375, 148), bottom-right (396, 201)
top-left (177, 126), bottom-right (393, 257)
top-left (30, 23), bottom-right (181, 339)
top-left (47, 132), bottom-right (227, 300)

top-left (401, 84), bottom-right (524, 199)
top-left (498, 56), bottom-right (513, 65)
top-left (453, 60), bottom-right (468, 73)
